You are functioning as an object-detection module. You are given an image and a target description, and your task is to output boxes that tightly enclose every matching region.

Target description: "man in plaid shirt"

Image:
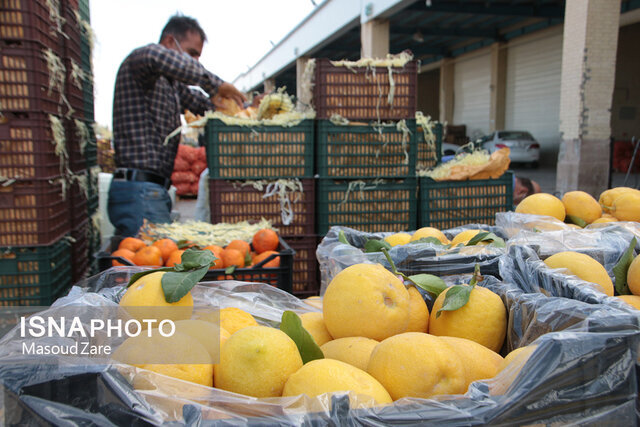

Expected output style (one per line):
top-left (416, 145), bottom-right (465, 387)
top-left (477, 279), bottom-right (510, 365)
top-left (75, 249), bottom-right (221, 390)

top-left (108, 14), bottom-right (245, 237)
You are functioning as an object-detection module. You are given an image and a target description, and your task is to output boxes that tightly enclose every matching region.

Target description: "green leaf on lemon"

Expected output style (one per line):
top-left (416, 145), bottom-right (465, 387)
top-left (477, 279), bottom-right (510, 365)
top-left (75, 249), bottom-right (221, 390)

top-left (280, 311), bottom-right (324, 364)
top-left (409, 237), bottom-right (447, 246)
top-left (436, 284), bottom-right (474, 318)
top-left (408, 274), bottom-right (447, 296)
top-left (364, 239), bottom-right (392, 253)
top-left (613, 237), bottom-right (637, 295)
top-left (566, 215), bottom-right (587, 228)
top-left (338, 230), bottom-right (349, 245)
top-left (466, 232), bottom-right (505, 247)
top-left (161, 266), bottom-right (209, 303)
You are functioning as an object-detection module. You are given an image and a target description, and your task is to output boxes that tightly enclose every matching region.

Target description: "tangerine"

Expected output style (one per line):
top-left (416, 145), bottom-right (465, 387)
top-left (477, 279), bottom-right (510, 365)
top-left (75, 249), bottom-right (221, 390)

top-left (203, 245), bottom-right (225, 269)
top-left (252, 229), bottom-right (279, 254)
top-left (226, 240), bottom-right (251, 257)
top-left (252, 250), bottom-right (280, 268)
top-left (111, 248), bottom-right (135, 266)
top-left (132, 245), bottom-right (163, 266)
top-left (152, 238), bottom-right (179, 263)
top-left (221, 248), bottom-right (245, 268)
top-left (165, 249), bottom-right (185, 267)
top-left (118, 237), bottom-right (146, 252)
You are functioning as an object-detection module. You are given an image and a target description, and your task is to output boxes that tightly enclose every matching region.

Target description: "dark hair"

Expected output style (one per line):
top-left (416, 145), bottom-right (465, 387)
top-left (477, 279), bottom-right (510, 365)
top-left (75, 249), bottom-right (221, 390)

top-left (518, 177), bottom-right (535, 196)
top-left (159, 14), bottom-right (207, 43)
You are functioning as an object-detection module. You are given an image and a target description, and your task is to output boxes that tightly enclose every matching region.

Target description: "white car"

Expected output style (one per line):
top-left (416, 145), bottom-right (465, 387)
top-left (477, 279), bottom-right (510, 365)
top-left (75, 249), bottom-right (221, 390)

top-left (479, 130), bottom-right (541, 167)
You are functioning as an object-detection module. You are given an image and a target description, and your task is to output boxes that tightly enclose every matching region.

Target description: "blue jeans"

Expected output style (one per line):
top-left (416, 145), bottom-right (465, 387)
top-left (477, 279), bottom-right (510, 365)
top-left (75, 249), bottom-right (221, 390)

top-left (108, 180), bottom-right (172, 237)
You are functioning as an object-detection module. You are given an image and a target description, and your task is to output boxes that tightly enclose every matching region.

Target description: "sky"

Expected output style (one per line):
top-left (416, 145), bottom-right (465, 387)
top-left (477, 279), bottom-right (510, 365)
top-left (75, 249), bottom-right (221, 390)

top-left (90, 0), bottom-right (321, 129)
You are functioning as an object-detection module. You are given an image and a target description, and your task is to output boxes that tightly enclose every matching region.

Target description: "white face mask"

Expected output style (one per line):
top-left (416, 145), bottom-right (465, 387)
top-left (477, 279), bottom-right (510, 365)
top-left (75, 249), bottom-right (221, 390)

top-left (172, 35), bottom-right (192, 59)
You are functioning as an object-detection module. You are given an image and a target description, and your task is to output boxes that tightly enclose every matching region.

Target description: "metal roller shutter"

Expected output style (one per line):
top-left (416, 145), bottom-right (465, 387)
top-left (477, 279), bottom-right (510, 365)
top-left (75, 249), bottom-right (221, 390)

top-left (505, 31), bottom-right (563, 159)
top-left (453, 52), bottom-right (491, 140)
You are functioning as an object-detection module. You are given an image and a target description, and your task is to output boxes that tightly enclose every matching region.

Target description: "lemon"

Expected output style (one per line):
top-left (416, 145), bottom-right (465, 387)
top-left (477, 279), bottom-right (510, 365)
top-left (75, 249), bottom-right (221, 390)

top-left (283, 359), bottom-right (392, 407)
top-left (610, 192), bottom-right (640, 222)
top-left (450, 229), bottom-right (486, 246)
top-left (112, 331), bottom-right (213, 387)
top-left (627, 255), bottom-right (640, 296)
top-left (303, 296), bottom-right (323, 310)
top-left (599, 187), bottom-right (640, 212)
top-left (320, 337), bottom-right (379, 371)
top-left (590, 217), bottom-right (617, 224)
top-left (323, 264), bottom-right (410, 341)
top-left (544, 251), bottom-right (614, 296)
top-left (515, 193), bottom-right (566, 221)
top-left (299, 312), bottom-right (333, 346)
top-left (214, 326), bottom-right (303, 397)
top-left (410, 227), bottom-right (449, 244)
top-left (367, 332), bottom-right (466, 400)
top-left (439, 336), bottom-right (504, 386)
top-left (173, 320), bottom-right (228, 363)
top-left (562, 191), bottom-right (602, 224)
top-left (617, 294), bottom-right (640, 310)
top-left (405, 286), bottom-right (429, 333)
top-left (119, 271), bottom-right (193, 321)
top-left (219, 307), bottom-right (259, 335)
top-left (429, 285), bottom-right (507, 352)
top-left (500, 345), bottom-right (537, 372)
top-left (384, 232), bottom-right (412, 247)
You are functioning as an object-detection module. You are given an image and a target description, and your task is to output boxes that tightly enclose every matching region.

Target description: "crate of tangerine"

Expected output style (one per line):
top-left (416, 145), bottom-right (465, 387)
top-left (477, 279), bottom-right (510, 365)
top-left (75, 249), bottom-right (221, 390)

top-left (312, 52), bottom-right (417, 121)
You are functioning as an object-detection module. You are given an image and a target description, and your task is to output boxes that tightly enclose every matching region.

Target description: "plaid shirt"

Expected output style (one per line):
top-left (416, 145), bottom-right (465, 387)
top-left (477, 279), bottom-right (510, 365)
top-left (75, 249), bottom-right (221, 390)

top-left (112, 43), bottom-right (223, 178)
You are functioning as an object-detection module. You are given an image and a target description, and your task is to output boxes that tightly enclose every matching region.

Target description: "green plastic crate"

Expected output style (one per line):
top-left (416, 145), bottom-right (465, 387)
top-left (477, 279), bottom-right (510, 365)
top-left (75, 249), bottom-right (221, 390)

top-left (418, 172), bottom-right (514, 230)
top-left (316, 119), bottom-right (417, 178)
top-left (0, 238), bottom-right (72, 306)
top-left (317, 177), bottom-right (418, 235)
top-left (417, 122), bottom-right (443, 170)
top-left (205, 119), bottom-right (314, 179)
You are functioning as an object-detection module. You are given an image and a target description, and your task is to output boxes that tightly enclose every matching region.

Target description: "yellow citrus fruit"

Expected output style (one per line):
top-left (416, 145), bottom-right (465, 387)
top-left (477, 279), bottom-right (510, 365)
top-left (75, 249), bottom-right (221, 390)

top-left (627, 255), bottom-right (640, 296)
top-left (562, 191), bottom-right (602, 224)
top-left (610, 192), bottom-right (640, 222)
top-left (450, 229), bottom-right (486, 246)
top-left (439, 336), bottom-right (503, 387)
top-left (429, 285), bottom-right (507, 352)
top-left (384, 232), bottom-right (412, 247)
top-left (599, 187), bottom-right (640, 212)
top-left (590, 217), bottom-right (617, 224)
top-left (173, 320), bottom-right (227, 363)
top-left (283, 358), bottom-right (392, 407)
top-left (118, 271), bottom-right (193, 321)
top-left (410, 227), bottom-right (450, 244)
top-left (515, 193), bottom-right (566, 221)
top-left (299, 312), bottom-right (333, 346)
top-left (213, 326), bottom-right (303, 397)
top-left (543, 251), bottom-right (614, 296)
top-left (303, 296), bottom-right (323, 310)
top-left (405, 286), bottom-right (429, 333)
top-left (112, 331), bottom-right (213, 387)
top-left (320, 337), bottom-right (379, 371)
top-left (618, 294), bottom-right (640, 310)
top-left (323, 264), bottom-right (410, 341)
top-left (219, 307), bottom-right (259, 335)
top-left (367, 332), bottom-right (466, 400)
top-left (500, 345), bottom-right (537, 372)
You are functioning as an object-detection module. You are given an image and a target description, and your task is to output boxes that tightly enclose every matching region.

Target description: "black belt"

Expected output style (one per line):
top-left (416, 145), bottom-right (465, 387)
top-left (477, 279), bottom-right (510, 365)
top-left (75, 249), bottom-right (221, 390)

top-left (113, 168), bottom-right (171, 189)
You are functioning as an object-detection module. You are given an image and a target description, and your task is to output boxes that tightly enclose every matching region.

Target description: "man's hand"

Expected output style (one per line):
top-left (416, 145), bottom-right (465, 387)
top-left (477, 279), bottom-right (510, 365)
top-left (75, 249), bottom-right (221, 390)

top-left (218, 82), bottom-right (247, 108)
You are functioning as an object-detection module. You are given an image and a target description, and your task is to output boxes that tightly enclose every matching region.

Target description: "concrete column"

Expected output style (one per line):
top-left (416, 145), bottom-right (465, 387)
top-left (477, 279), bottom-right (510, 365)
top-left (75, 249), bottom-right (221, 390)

top-left (263, 78), bottom-right (276, 94)
top-left (490, 42), bottom-right (507, 132)
top-left (439, 58), bottom-right (454, 124)
top-left (361, 19), bottom-right (389, 59)
top-left (296, 57), bottom-right (312, 110)
top-left (556, 0), bottom-right (620, 196)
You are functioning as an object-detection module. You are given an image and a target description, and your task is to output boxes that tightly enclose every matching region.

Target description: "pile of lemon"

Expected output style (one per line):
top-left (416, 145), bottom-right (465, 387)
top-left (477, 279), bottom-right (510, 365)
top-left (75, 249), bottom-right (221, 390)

top-left (114, 265), bottom-right (533, 407)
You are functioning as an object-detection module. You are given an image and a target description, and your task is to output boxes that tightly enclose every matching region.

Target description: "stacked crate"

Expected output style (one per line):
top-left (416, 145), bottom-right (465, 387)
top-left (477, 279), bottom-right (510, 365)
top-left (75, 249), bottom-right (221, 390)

top-left (313, 59), bottom-right (419, 235)
top-left (205, 119), bottom-right (318, 297)
top-left (0, 0), bottom-right (73, 304)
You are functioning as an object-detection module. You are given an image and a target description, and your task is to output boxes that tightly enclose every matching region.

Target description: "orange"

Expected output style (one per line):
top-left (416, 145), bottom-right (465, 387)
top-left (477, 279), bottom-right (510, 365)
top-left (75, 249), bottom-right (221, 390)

top-left (152, 238), bottom-right (178, 263)
top-left (226, 240), bottom-right (251, 257)
top-left (220, 248), bottom-right (245, 268)
top-left (165, 249), bottom-right (185, 267)
top-left (111, 249), bottom-right (135, 267)
top-left (132, 245), bottom-right (163, 266)
top-left (252, 229), bottom-right (279, 254)
top-left (252, 250), bottom-right (279, 268)
top-left (203, 245), bottom-right (225, 269)
top-left (118, 237), bottom-right (146, 252)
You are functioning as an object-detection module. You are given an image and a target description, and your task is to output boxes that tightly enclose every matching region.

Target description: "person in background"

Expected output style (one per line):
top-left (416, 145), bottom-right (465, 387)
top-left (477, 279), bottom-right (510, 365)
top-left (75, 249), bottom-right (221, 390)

top-left (108, 14), bottom-right (246, 237)
top-left (514, 176), bottom-right (541, 205)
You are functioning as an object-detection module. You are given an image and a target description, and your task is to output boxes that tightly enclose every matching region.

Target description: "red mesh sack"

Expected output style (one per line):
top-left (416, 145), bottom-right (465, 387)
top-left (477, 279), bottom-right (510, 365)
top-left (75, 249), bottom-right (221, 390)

top-left (177, 144), bottom-right (198, 164)
top-left (192, 160), bottom-right (207, 177)
top-left (174, 182), bottom-right (191, 195)
top-left (173, 156), bottom-right (190, 172)
top-left (171, 171), bottom-right (197, 184)
top-left (197, 146), bottom-right (206, 162)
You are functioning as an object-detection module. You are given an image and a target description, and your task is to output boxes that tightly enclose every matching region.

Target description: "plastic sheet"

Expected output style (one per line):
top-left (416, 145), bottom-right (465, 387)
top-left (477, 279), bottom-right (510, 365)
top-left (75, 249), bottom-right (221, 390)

top-left (317, 225), bottom-right (508, 295)
top-left (1, 269), bottom-right (639, 425)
